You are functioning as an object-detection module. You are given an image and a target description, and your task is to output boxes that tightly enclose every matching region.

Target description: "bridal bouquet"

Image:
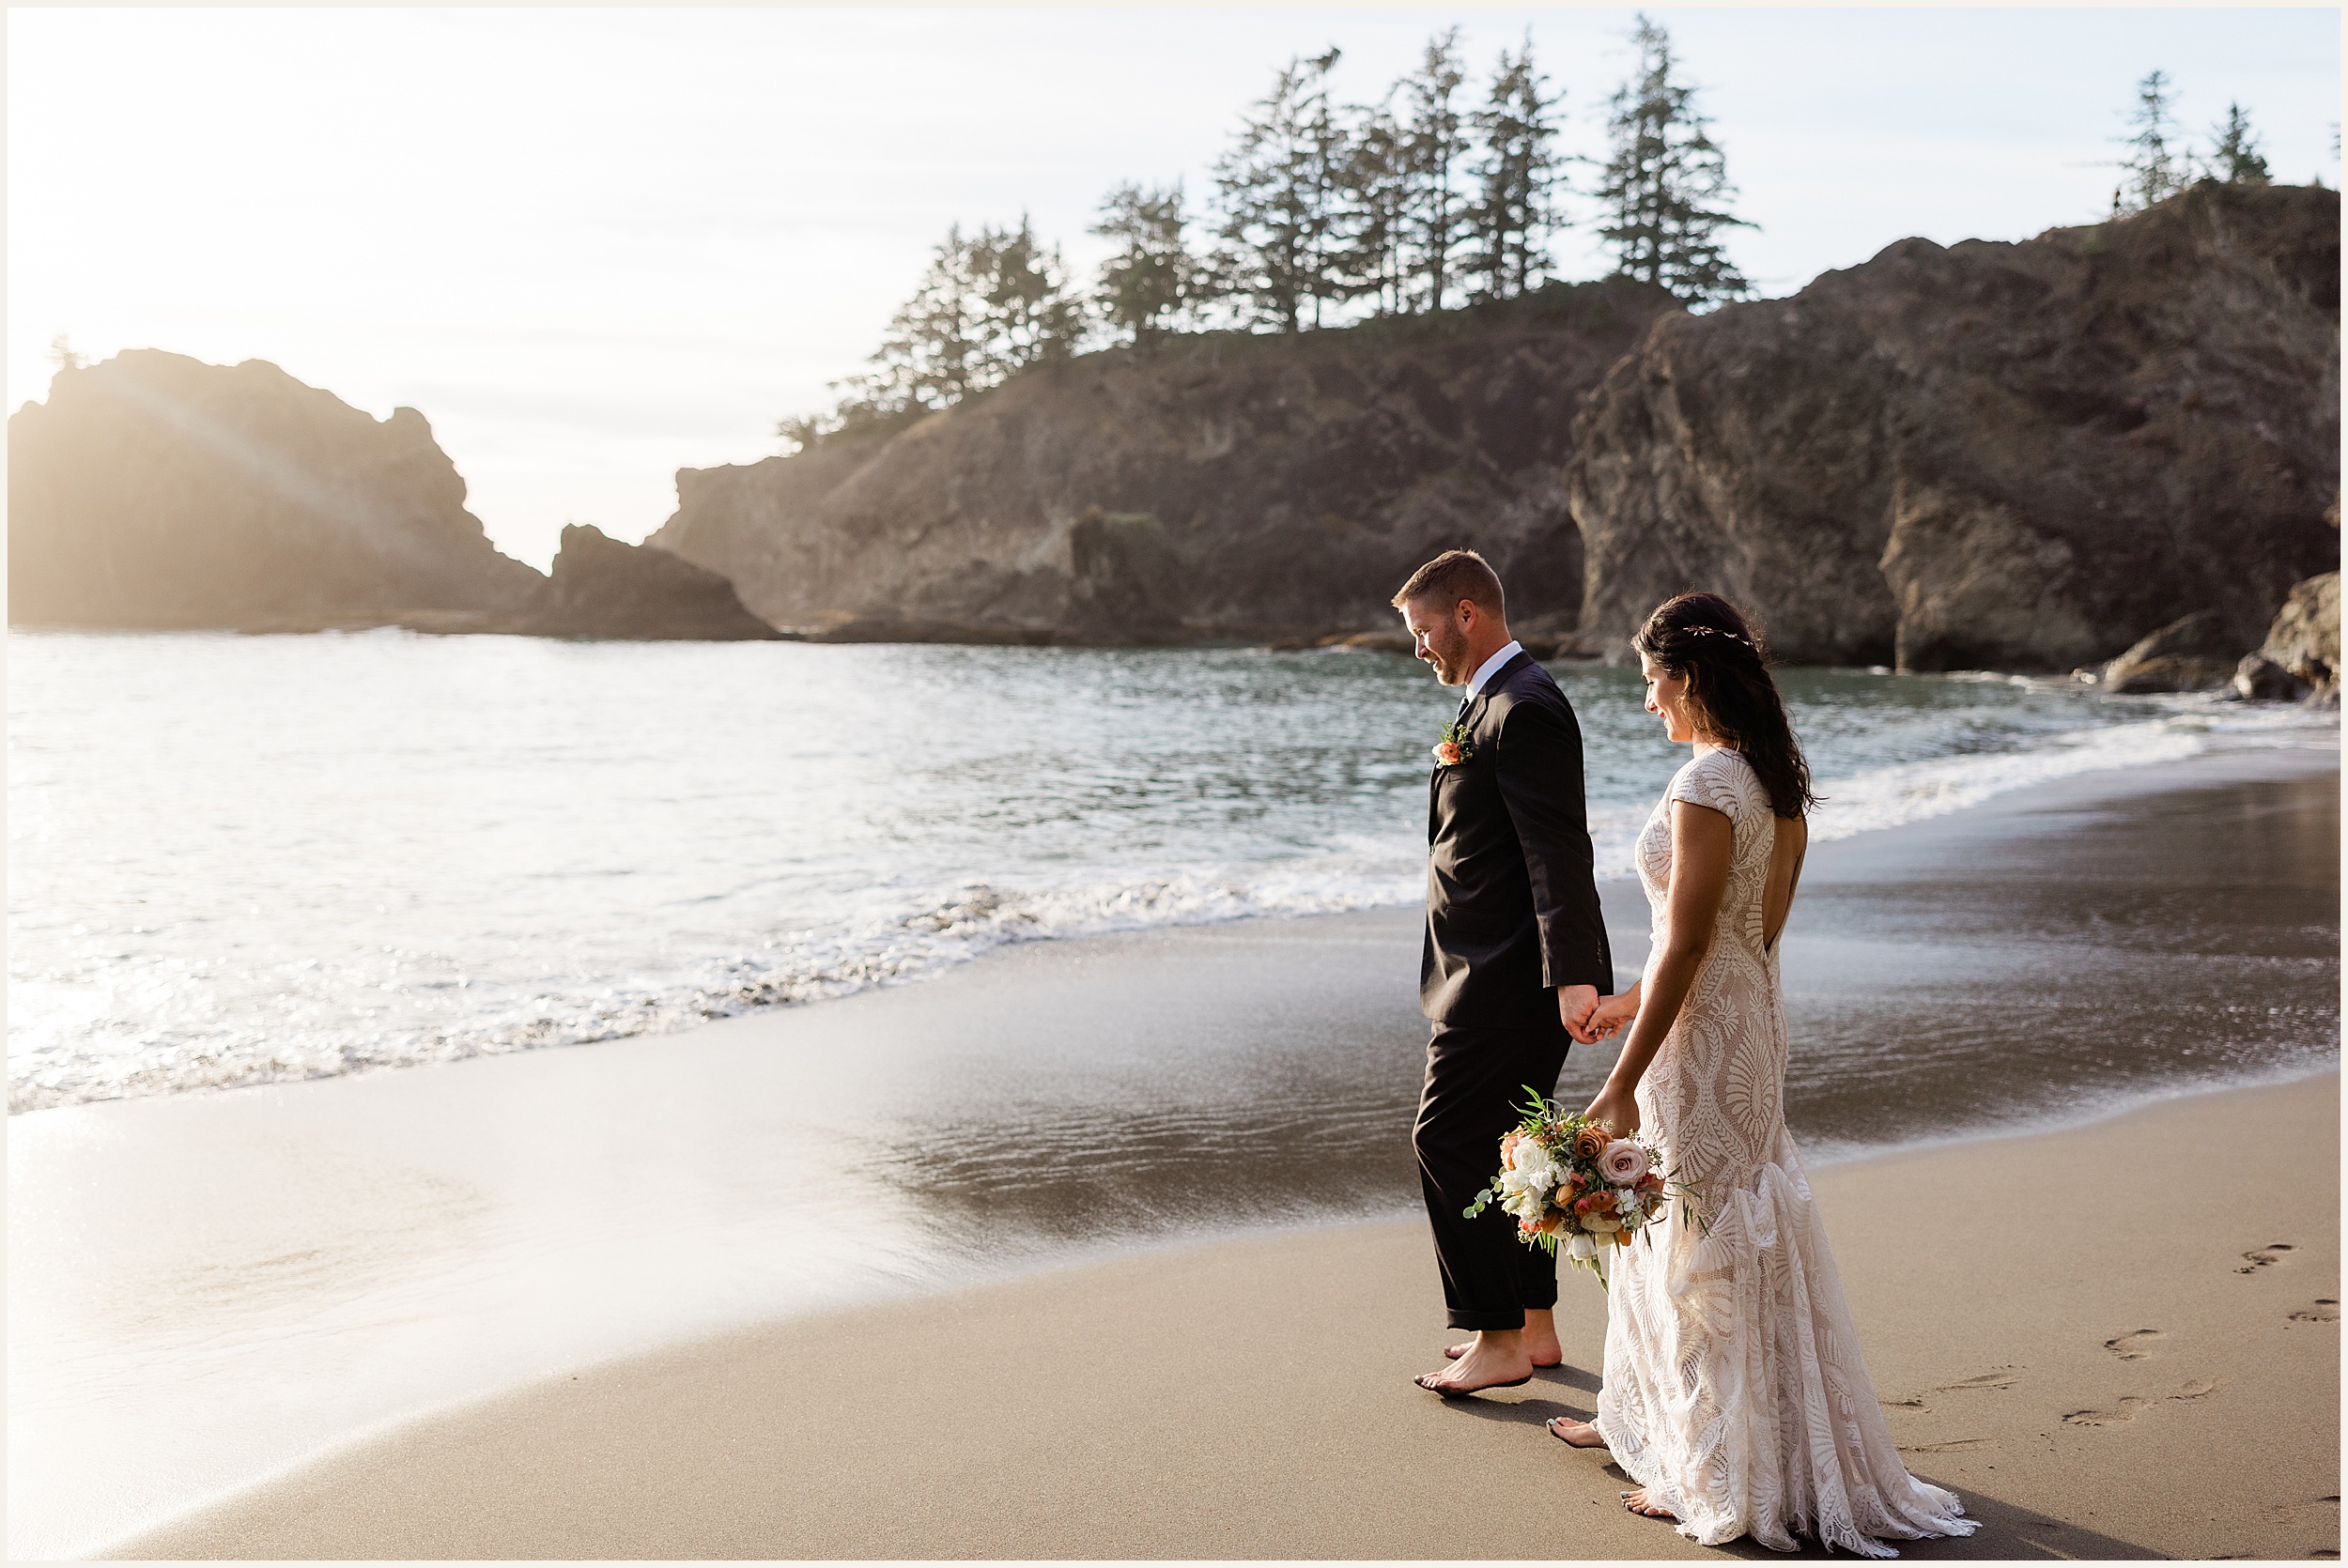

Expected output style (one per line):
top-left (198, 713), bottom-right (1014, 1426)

top-left (1463, 1089), bottom-right (1701, 1282)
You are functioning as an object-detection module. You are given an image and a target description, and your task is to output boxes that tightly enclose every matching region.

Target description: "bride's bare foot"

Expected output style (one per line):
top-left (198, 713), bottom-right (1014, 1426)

top-left (1414, 1329), bottom-right (1536, 1395)
top-left (1546, 1416), bottom-right (1608, 1448)
top-left (1444, 1308), bottom-right (1562, 1366)
top-left (1621, 1487), bottom-right (1676, 1519)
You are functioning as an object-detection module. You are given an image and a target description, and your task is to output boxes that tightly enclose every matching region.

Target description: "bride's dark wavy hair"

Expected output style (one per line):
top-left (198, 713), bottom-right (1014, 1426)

top-left (1631, 592), bottom-right (1821, 821)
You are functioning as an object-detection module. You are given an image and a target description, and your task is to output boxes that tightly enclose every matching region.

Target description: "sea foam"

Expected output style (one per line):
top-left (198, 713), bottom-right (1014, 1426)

top-left (8, 633), bottom-right (2335, 1113)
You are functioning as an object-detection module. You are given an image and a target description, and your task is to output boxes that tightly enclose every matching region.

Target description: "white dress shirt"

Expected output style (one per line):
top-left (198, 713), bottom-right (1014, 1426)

top-left (1464, 639), bottom-right (1525, 699)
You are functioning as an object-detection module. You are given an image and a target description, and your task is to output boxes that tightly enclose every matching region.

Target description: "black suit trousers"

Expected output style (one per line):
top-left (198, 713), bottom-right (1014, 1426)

top-left (1413, 1018), bottom-right (1570, 1331)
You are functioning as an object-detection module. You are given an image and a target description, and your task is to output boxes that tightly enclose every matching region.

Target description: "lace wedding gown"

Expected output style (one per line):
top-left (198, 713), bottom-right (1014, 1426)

top-left (1594, 748), bottom-right (1977, 1558)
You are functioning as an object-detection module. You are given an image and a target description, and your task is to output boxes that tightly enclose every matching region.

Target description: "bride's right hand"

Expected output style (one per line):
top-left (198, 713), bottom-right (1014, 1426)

top-left (1583, 1084), bottom-right (1641, 1141)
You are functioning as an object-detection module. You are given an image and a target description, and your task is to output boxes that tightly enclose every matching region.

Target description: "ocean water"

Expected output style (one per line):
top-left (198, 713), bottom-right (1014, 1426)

top-left (8, 630), bottom-right (2336, 1114)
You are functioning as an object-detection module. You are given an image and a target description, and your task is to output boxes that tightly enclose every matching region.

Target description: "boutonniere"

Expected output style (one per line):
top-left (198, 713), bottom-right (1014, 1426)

top-left (1431, 720), bottom-right (1475, 767)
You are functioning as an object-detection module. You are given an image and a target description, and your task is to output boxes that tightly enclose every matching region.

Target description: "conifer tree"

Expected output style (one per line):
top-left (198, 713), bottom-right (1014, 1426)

top-left (1399, 29), bottom-right (1471, 312)
top-left (968, 215), bottom-right (1086, 382)
top-left (1335, 97), bottom-right (1413, 316)
top-left (2207, 101), bottom-right (2271, 185)
top-left (1593, 14), bottom-right (1752, 304)
top-left (1463, 33), bottom-right (1565, 300)
top-left (780, 217), bottom-right (1082, 450)
top-left (1211, 49), bottom-right (1352, 332)
top-left (2112, 69), bottom-right (2188, 212)
top-left (869, 223), bottom-right (991, 410)
top-left (1092, 181), bottom-right (1201, 347)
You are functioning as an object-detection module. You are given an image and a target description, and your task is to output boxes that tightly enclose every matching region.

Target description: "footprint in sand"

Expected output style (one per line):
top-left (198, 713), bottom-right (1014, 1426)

top-left (2290, 1299), bottom-right (2340, 1323)
top-left (1890, 1369), bottom-right (2018, 1411)
top-left (2067, 1379), bottom-right (2222, 1425)
top-left (2237, 1241), bottom-right (2297, 1274)
top-left (1935, 1370), bottom-right (2020, 1391)
top-left (2064, 1396), bottom-right (2152, 1426)
top-left (2105, 1329), bottom-right (2162, 1360)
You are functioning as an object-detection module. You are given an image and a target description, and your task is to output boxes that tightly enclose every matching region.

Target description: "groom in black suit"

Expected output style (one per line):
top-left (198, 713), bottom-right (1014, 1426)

top-left (1393, 549), bottom-right (1613, 1396)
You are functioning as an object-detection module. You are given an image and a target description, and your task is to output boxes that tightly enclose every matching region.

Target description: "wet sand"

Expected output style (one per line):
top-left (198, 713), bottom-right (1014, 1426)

top-left (11, 746), bottom-right (2339, 1557)
top-left (109, 1072), bottom-right (2342, 1560)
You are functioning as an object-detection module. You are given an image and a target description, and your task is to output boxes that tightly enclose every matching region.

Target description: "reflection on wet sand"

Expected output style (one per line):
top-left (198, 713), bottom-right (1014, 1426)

top-left (1781, 772), bottom-right (2338, 1157)
top-left (865, 768), bottom-right (2339, 1250)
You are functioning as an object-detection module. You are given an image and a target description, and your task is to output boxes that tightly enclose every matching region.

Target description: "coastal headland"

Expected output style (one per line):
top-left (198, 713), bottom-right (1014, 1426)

top-left (8, 183), bottom-right (2339, 688)
top-left (13, 744), bottom-right (2337, 1560)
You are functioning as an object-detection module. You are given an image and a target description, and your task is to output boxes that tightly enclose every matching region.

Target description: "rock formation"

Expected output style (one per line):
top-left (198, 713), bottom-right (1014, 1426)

top-left (1567, 182), bottom-right (2340, 670)
top-left (526, 524), bottom-right (780, 640)
top-left (8, 352), bottom-right (780, 641)
top-left (2099, 610), bottom-right (2248, 693)
top-left (8, 350), bottom-right (542, 628)
top-left (26, 184), bottom-right (2336, 667)
top-left (648, 280), bottom-right (1680, 641)
top-left (2234, 571), bottom-right (2341, 704)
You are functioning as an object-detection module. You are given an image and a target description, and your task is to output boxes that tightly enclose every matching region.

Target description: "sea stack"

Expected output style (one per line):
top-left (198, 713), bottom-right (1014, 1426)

top-left (532, 524), bottom-right (782, 640)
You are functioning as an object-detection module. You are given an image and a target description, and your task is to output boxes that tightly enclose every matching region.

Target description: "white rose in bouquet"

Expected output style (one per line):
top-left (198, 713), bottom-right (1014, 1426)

top-left (1598, 1139), bottom-right (1651, 1185)
top-left (1496, 1159), bottom-right (1551, 1222)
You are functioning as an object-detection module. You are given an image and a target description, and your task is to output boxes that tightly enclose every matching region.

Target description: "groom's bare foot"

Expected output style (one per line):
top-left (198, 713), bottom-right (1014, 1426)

top-left (1546, 1416), bottom-right (1608, 1448)
top-left (1621, 1487), bottom-right (1676, 1519)
top-left (1444, 1307), bottom-right (1562, 1366)
top-left (1414, 1330), bottom-right (1536, 1396)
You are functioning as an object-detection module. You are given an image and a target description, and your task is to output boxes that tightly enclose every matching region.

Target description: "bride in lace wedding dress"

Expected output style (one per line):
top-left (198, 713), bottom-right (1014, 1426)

top-left (1546, 594), bottom-right (1978, 1559)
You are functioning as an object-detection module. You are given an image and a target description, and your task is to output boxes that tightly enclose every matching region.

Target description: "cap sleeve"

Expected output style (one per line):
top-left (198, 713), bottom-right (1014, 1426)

top-left (1668, 749), bottom-right (1753, 822)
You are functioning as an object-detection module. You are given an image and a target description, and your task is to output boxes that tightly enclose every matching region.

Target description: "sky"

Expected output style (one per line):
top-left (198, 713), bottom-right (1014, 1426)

top-left (9, 6), bottom-right (2340, 570)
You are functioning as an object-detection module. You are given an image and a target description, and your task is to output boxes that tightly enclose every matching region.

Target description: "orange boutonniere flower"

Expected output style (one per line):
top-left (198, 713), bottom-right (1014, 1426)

top-left (1431, 721), bottom-right (1475, 767)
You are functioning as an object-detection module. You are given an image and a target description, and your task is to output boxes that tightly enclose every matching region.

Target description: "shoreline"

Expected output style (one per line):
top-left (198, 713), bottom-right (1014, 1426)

top-left (110, 1070), bottom-right (2342, 1560)
top-left (10, 744), bottom-right (2339, 1559)
top-left (11, 657), bottom-right (2334, 1119)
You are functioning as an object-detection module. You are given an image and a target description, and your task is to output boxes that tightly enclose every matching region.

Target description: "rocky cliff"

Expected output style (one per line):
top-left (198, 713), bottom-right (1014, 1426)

top-left (8, 350), bottom-right (543, 628)
top-left (1567, 182), bottom-right (2340, 670)
top-left (649, 280), bottom-right (1680, 641)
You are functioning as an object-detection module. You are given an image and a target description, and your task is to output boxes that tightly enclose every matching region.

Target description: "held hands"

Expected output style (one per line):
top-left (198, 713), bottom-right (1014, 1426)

top-left (1557, 985), bottom-right (1602, 1044)
top-left (1583, 987), bottom-right (1640, 1041)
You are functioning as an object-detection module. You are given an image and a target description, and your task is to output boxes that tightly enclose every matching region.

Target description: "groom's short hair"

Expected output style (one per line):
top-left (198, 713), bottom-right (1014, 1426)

top-left (1393, 549), bottom-right (1506, 617)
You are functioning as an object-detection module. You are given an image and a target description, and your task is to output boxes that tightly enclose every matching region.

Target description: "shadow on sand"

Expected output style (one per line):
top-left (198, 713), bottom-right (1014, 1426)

top-left (1435, 1366), bottom-right (2167, 1560)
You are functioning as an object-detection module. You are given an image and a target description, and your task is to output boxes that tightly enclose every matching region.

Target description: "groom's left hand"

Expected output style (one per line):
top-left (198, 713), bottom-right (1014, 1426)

top-left (1558, 984), bottom-right (1601, 1044)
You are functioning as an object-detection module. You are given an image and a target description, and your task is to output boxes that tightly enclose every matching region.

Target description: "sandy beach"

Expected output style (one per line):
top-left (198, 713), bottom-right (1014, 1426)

top-left (111, 1072), bottom-right (2341, 1560)
top-left (13, 746), bottom-right (2339, 1559)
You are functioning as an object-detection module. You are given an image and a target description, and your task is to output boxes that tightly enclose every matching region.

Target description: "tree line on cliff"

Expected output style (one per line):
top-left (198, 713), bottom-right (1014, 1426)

top-left (780, 13), bottom-right (1746, 452)
top-left (2110, 69), bottom-right (2286, 214)
top-left (780, 28), bottom-right (2300, 458)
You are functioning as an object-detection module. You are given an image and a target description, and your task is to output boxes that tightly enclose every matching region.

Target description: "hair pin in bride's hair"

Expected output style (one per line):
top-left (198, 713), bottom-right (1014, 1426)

top-left (1686, 625), bottom-right (1752, 649)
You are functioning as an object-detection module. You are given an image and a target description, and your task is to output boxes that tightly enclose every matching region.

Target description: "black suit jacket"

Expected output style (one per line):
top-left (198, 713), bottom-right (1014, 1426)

top-left (1421, 649), bottom-right (1614, 1028)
